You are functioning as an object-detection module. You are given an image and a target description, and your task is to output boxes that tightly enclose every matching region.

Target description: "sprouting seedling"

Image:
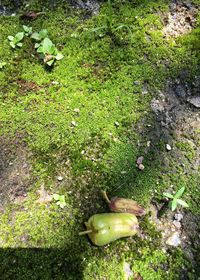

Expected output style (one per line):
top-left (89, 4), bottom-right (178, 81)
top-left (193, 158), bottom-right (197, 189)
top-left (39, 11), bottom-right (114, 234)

top-left (0, 61), bottom-right (6, 69)
top-left (91, 0), bottom-right (132, 38)
top-left (36, 37), bottom-right (64, 66)
top-left (23, 25), bottom-right (33, 36)
top-left (53, 194), bottom-right (66, 208)
top-left (8, 32), bottom-right (24, 48)
top-left (163, 187), bottom-right (189, 211)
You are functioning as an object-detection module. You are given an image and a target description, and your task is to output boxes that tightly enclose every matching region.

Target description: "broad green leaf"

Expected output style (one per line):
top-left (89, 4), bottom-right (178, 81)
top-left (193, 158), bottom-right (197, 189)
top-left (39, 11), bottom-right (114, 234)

top-left (39, 29), bottom-right (48, 39)
top-left (42, 38), bottom-right (53, 53)
top-left (10, 41), bottom-right (15, 48)
top-left (171, 199), bottom-right (177, 211)
top-left (174, 187), bottom-right (185, 198)
top-left (23, 26), bottom-right (32, 35)
top-left (31, 32), bottom-right (40, 41)
top-left (59, 195), bottom-right (65, 202)
top-left (35, 43), bottom-right (40, 49)
top-left (55, 53), bottom-right (64, 60)
top-left (163, 192), bottom-right (174, 199)
top-left (17, 42), bottom-right (23, 47)
top-left (37, 46), bottom-right (43, 53)
top-left (46, 59), bottom-right (54, 66)
top-left (23, 25), bottom-right (29, 32)
top-left (53, 194), bottom-right (60, 200)
top-left (177, 199), bottom-right (189, 208)
top-left (48, 45), bottom-right (57, 55)
top-left (8, 35), bottom-right (14, 41)
top-left (60, 201), bottom-right (66, 208)
top-left (15, 32), bottom-right (24, 42)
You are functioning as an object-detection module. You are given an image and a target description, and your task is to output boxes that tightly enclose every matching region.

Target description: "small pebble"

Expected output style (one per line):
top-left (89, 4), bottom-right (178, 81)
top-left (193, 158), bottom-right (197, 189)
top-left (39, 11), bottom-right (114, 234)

top-left (136, 156), bottom-right (144, 165)
top-left (174, 213), bottom-right (184, 222)
top-left (52, 81), bottom-right (59, 85)
top-left (166, 232), bottom-right (181, 247)
top-left (74, 108), bottom-right (80, 113)
top-left (147, 141), bottom-right (151, 147)
top-left (71, 121), bottom-right (77, 127)
top-left (166, 144), bottom-right (172, 151)
top-left (173, 220), bottom-right (181, 229)
top-left (57, 176), bottom-right (63, 181)
top-left (138, 164), bottom-right (145, 170)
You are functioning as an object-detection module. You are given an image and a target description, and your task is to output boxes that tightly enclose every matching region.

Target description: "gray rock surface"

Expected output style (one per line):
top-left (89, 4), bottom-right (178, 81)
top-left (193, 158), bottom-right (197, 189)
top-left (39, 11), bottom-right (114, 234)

top-left (166, 232), bottom-right (181, 247)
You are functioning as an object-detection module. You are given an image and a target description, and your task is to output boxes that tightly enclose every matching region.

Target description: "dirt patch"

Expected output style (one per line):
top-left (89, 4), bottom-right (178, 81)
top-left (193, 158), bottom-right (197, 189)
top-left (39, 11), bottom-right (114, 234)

top-left (17, 79), bottom-right (43, 94)
top-left (69, 0), bottom-right (100, 15)
top-left (162, 1), bottom-right (198, 38)
top-left (148, 70), bottom-right (200, 275)
top-left (150, 73), bottom-right (200, 147)
top-left (0, 137), bottom-right (31, 210)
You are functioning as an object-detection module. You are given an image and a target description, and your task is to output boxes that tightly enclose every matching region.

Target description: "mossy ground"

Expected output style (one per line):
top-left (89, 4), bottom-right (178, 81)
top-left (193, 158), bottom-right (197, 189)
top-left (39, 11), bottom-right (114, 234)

top-left (0, 0), bottom-right (200, 279)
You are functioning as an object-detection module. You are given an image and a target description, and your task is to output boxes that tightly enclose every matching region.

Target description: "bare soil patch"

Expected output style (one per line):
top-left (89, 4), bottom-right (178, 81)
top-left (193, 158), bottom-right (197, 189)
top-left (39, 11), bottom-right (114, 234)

top-left (162, 1), bottom-right (198, 38)
top-left (0, 137), bottom-right (31, 210)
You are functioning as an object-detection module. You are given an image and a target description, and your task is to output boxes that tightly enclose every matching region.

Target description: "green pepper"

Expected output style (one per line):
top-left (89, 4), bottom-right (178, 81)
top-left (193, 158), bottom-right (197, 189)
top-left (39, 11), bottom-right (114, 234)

top-left (79, 213), bottom-right (138, 246)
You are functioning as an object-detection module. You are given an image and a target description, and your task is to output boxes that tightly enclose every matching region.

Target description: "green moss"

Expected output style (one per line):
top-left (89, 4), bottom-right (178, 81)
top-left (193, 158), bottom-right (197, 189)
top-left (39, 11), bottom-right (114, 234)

top-left (176, 141), bottom-right (196, 162)
top-left (0, 0), bottom-right (200, 278)
top-left (131, 248), bottom-right (187, 280)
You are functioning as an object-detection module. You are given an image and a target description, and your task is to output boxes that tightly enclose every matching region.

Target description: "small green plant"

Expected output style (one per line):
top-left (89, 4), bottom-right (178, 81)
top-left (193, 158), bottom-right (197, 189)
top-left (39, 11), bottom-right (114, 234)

top-left (163, 187), bottom-right (189, 211)
top-left (31, 29), bottom-right (48, 42)
top-left (7, 26), bottom-right (63, 66)
top-left (36, 37), bottom-right (64, 66)
top-left (0, 61), bottom-right (6, 69)
top-left (8, 32), bottom-right (24, 48)
top-left (91, 0), bottom-right (132, 37)
top-left (23, 25), bottom-right (33, 36)
top-left (53, 194), bottom-right (67, 208)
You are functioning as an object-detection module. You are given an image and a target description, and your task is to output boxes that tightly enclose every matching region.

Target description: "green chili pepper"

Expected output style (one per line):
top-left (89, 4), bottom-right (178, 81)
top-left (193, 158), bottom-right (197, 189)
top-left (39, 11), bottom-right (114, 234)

top-left (79, 213), bottom-right (139, 246)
